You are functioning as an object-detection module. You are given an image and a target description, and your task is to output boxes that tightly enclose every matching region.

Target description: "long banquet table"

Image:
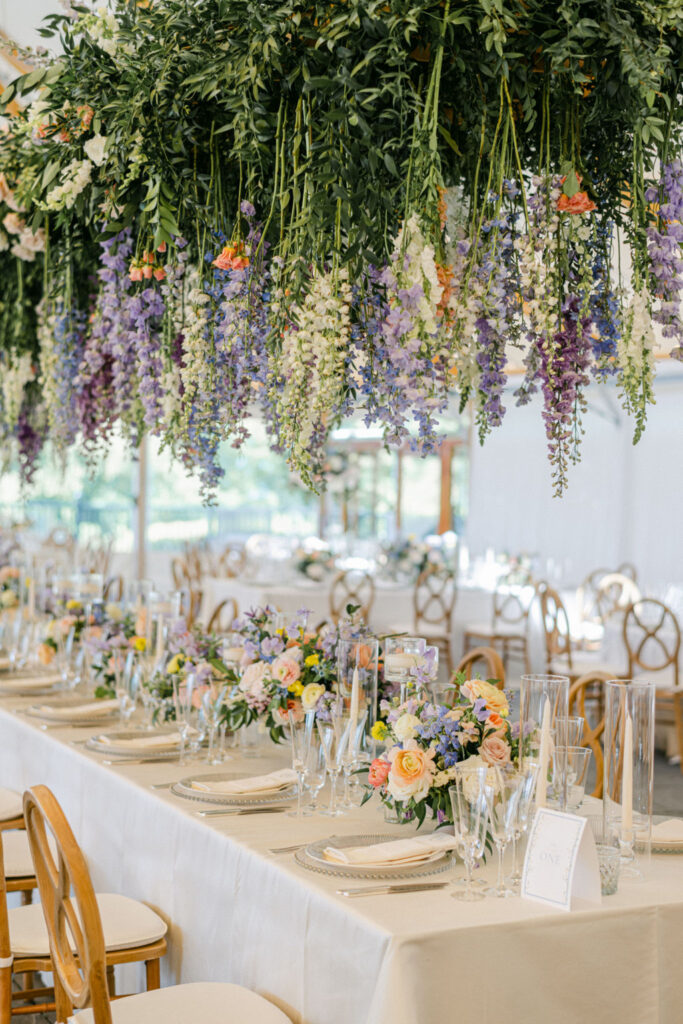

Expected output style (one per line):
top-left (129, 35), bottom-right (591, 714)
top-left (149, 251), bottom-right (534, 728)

top-left (0, 695), bottom-right (681, 1024)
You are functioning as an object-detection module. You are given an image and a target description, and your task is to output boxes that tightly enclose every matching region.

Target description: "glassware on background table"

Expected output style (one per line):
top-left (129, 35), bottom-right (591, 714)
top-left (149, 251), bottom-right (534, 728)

top-left (114, 649), bottom-right (137, 725)
top-left (221, 632), bottom-right (245, 671)
top-left (484, 767), bottom-right (525, 898)
top-left (173, 672), bottom-right (198, 766)
top-left (318, 710), bottom-right (351, 818)
top-left (337, 636), bottom-right (379, 748)
top-left (202, 682), bottom-right (229, 765)
top-left (449, 765), bottom-right (490, 902)
top-left (288, 710), bottom-right (316, 818)
top-left (508, 761), bottom-right (539, 891)
top-left (603, 679), bottom-right (655, 877)
top-left (553, 715), bottom-right (585, 747)
top-left (552, 745), bottom-right (591, 811)
top-left (519, 673), bottom-right (570, 810)
top-left (586, 815), bottom-right (621, 895)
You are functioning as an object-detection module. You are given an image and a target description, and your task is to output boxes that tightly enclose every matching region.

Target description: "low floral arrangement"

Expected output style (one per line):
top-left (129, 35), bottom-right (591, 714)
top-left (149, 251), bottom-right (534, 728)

top-left (143, 618), bottom-right (229, 718)
top-left (0, 566), bottom-right (20, 610)
top-left (86, 608), bottom-right (147, 697)
top-left (37, 598), bottom-right (91, 665)
top-left (294, 546), bottom-right (335, 582)
top-left (222, 606), bottom-right (338, 741)
top-left (382, 536), bottom-right (456, 581)
top-left (366, 675), bottom-right (518, 825)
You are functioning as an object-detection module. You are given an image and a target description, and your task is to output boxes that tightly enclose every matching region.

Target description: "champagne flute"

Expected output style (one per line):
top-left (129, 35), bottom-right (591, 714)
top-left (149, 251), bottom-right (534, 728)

top-left (303, 733), bottom-right (326, 813)
top-left (172, 672), bottom-right (197, 766)
top-left (288, 710), bottom-right (315, 818)
top-left (317, 710), bottom-right (350, 818)
top-left (449, 765), bottom-right (489, 902)
top-left (484, 767), bottom-right (525, 898)
top-left (202, 682), bottom-right (229, 764)
top-left (508, 761), bottom-right (539, 891)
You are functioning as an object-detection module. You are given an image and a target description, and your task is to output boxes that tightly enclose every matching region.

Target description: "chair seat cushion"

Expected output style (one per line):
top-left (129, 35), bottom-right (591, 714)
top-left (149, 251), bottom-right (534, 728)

top-left (550, 655), bottom-right (616, 677)
top-left (71, 982), bottom-right (292, 1023)
top-left (3, 830), bottom-right (37, 878)
top-left (466, 623), bottom-right (526, 640)
top-left (10, 893), bottom-right (167, 957)
top-left (0, 788), bottom-right (23, 822)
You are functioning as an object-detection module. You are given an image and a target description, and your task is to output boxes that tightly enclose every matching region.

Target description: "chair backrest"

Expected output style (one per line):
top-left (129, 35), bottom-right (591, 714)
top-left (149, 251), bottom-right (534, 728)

top-left (595, 572), bottom-right (641, 624)
top-left (617, 562), bottom-right (638, 583)
top-left (413, 566), bottom-right (457, 636)
top-left (576, 568), bottom-right (610, 627)
top-left (103, 575), bottom-right (123, 602)
top-left (451, 646), bottom-right (505, 689)
top-left (180, 588), bottom-right (203, 628)
top-left (538, 582), bottom-right (573, 669)
top-left (24, 785), bottom-right (112, 1024)
top-left (568, 670), bottom-right (615, 798)
top-left (207, 597), bottom-right (238, 634)
top-left (492, 577), bottom-right (533, 629)
top-left (170, 557), bottom-right (187, 590)
top-left (623, 598), bottom-right (681, 686)
top-left (329, 570), bottom-right (375, 625)
top-left (215, 545), bottom-right (246, 579)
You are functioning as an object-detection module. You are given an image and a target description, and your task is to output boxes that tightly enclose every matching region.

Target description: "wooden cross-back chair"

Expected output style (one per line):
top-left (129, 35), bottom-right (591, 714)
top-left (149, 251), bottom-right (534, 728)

top-left (595, 573), bottom-right (641, 625)
top-left (568, 670), bottom-right (617, 798)
top-left (451, 647), bottom-right (505, 690)
top-left (413, 566), bottom-right (457, 673)
top-left (617, 562), bottom-right (638, 583)
top-left (576, 568), bottom-right (610, 632)
top-left (329, 570), bottom-right (375, 626)
top-left (179, 588), bottom-right (203, 628)
top-left (463, 575), bottom-right (532, 673)
top-left (170, 558), bottom-right (187, 590)
top-left (214, 545), bottom-right (246, 579)
top-left (207, 598), bottom-right (239, 635)
top-left (538, 582), bottom-right (615, 683)
top-left (23, 786), bottom-right (292, 1024)
top-left (623, 598), bottom-right (683, 772)
top-left (102, 576), bottom-right (123, 603)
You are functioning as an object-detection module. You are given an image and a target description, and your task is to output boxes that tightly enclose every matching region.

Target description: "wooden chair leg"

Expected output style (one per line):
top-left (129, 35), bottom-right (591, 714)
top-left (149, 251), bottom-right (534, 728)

top-left (145, 957), bottom-right (161, 991)
top-left (106, 963), bottom-right (116, 997)
top-left (673, 694), bottom-right (683, 775)
top-left (54, 975), bottom-right (72, 1024)
top-left (20, 890), bottom-right (33, 906)
top-left (0, 964), bottom-right (12, 1024)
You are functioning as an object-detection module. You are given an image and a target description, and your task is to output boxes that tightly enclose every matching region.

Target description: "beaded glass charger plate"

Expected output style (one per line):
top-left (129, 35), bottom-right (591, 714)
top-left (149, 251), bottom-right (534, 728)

top-left (294, 834), bottom-right (455, 880)
top-left (637, 815), bottom-right (683, 854)
top-left (0, 674), bottom-right (60, 696)
top-left (86, 728), bottom-right (181, 758)
top-left (23, 698), bottom-right (119, 726)
top-left (171, 772), bottom-right (296, 807)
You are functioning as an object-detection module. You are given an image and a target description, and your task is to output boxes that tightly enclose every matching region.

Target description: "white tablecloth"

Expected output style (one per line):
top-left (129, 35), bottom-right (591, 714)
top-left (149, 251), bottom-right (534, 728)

top-left (0, 698), bottom-right (682, 1023)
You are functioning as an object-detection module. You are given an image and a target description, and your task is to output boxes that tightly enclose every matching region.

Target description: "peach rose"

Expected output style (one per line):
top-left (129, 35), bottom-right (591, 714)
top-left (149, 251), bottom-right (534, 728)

top-left (37, 642), bottom-right (55, 666)
top-left (387, 740), bottom-right (435, 802)
top-left (369, 757), bottom-right (391, 788)
top-left (480, 735), bottom-right (511, 767)
top-left (557, 190), bottom-right (596, 214)
top-left (271, 654), bottom-right (301, 688)
top-left (460, 679), bottom-right (509, 716)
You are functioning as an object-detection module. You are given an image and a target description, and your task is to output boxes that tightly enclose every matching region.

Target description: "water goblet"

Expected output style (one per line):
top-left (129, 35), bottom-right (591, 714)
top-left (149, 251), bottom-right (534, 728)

top-left (449, 765), bottom-right (490, 902)
top-left (554, 745), bottom-right (592, 811)
top-left (317, 710), bottom-right (350, 818)
top-left (484, 766), bottom-right (525, 898)
top-left (303, 734), bottom-right (327, 813)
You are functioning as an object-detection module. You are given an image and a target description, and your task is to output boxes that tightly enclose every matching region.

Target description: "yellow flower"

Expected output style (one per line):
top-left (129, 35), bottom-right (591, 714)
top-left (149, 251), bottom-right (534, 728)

top-left (131, 636), bottom-right (147, 653)
top-left (167, 654), bottom-right (185, 674)
top-left (66, 599), bottom-right (83, 611)
top-left (371, 721), bottom-right (388, 741)
top-left (288, 680), bottom-right (304, 697)
top-left (301, 682), bottom-right (325, 710)
top-left (304, 653), bottom-right (320, 667)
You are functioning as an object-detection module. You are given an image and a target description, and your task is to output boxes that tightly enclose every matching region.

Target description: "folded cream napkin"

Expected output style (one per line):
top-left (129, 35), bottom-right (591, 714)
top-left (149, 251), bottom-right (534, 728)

top-left (191, 768), bottom-right (297, 795)
top-left (0, 674), bottom-right (59, 691)
top-left (323, 832), bottom-right (458, 867)
top-left (96, 732), bottom-right (182, 751)
top-left (638, 818), bottom-right (683, 843)
top-left (35, 699), bottom-right (120, 720)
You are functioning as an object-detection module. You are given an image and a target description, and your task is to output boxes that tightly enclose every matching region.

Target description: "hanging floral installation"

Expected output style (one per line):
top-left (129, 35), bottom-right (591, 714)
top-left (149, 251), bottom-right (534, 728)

top-left (0, 0), bottom-right (681, 498)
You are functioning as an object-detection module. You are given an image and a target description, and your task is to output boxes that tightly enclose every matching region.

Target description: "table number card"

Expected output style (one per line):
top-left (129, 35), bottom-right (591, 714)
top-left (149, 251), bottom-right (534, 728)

top-left (521, 808), bottom-right (601, 911)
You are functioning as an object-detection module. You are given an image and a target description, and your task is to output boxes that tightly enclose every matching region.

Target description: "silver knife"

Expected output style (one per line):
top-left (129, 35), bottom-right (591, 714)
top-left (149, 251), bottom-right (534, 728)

top-left (102, 756), bottom-right (180, 766)
top-left (337, 882), bottom-right (449, 898)
top-left (197, 806), bottom-right (287, 817)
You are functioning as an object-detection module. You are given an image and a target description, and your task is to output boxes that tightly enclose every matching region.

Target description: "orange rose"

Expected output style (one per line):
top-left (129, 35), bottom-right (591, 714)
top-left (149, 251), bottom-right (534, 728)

top-left (557, 191), bottom-right (596, 214)
top-left (485, 712), bottom-right (505, 733)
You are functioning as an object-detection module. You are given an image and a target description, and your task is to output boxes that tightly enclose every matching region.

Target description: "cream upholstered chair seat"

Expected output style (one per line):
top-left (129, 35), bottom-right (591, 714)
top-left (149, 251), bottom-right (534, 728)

top-left (9, 893), bottom-right (167, 957)
top-left (465, 621), bottom-right (523, 638)
top-left (0, 790), bottom-right (23, 823)
top-left (70, 982), bottom-right (291, 1023)
top-left (549, 650), bottom-right (615, 677)
top-left (2, 830), bottom-right (43, 877)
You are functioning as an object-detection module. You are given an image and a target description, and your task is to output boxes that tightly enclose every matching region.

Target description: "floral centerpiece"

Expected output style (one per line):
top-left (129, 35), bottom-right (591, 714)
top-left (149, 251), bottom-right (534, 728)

top-left (37, 598), bottom-right (90, 666)
top-left (86, 608), bottom-right (147, 698)
top-left (294, 546), bottom-right (335, 583)
top-left (144, 618), bottom-right (230, 720)
top-left (222, 606), bottom-right (338, 742)
top-left (367, 675), bottom-right (517, 825)
top-left (0, 566), bottom-right (20, 611)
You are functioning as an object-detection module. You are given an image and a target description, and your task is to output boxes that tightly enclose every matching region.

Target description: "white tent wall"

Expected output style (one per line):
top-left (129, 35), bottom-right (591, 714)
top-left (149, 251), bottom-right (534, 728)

top-left (466, 368), bottom-right (683, 588)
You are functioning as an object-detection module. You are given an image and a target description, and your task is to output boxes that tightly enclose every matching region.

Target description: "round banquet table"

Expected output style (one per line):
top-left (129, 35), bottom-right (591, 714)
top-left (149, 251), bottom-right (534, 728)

top-left (0, 692), bottom-right (681, 1024)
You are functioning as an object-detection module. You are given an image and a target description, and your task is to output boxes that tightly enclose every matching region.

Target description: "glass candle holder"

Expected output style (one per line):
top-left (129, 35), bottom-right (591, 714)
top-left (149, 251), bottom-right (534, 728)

top-left (603, 679), bottom-right (654, 877)
top-left (337, 636), bottom-right (379, 753)
top-left (383, 636), bottom-right (427, 700)
top-left (519, 674), bottom-right (570, 810)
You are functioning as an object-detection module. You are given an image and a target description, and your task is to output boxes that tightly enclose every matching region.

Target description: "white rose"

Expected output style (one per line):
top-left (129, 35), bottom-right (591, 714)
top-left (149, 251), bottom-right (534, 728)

top-left (393, 713), bottom-right (421, 743)
top-left (10, 243), bottom-right (35, 262)
top-left (3, 213), bottom-right (23, 236)
top-left (239, 660), bottom-right (271, 700)
top-left (84, 133), bottom-right (107, 166)
top-left (18, 228), bottom-right (45, 253)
